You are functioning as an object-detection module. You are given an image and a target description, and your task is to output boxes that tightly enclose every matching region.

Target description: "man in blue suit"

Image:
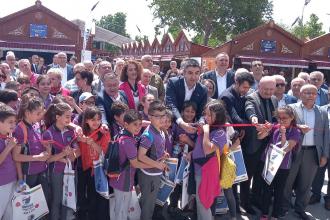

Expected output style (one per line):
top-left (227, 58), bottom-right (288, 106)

top-left (273, 75), bottom-right (297, 107)
top-left (165, 58), bottom-right (208, 133)
top-left (309, 71), bottom-right (328, 107)
top-left (201, 52), bottom-right (235, 99)
top-left (56, 52), bottom-right (74, 86)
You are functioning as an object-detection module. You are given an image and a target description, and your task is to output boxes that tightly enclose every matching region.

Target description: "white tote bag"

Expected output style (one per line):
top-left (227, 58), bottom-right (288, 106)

top-left (262, 143), bottom-right (286, 185)
top-left (128, 189), bottom-right (141, 220)
top-left (12, 184), bottom-right (49, 220)
top-left (62, 161), bottom-right (77, 211)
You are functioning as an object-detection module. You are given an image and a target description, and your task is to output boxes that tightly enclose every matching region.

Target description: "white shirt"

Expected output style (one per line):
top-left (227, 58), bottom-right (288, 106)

top-left (278, 96), bottom-right (286, 108)
top-left (176, 79), bottom-right (196, 124)
top-left (216, 70), bottom-right (227, 97)
top-left (59, 65), bottom-right (68, 86)
top-left (302, 105), bottom-right (315, 146)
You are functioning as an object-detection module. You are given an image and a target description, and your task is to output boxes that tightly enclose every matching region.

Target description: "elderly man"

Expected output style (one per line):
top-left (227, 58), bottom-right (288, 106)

top-left (96, 73), bottom-right (128, 126)
top-left (56, 52), bottom-right (74, 85)
top-left (202, 52), bottom-right (235, 99)
top-left (298, 72), bottom-right (310, 84)
top-left (309, 71), bottom-right (328, 106)
top-left (241, 76), bottom-right (278, 214)
top-left (273, 75), bottom-right (297, 107)
top-left (250, 60), bottom-right (264, 90)
top-left (282, 84), bottom-right (329, 219)
top-left (93, 61), bottom-right (113, 95)
top-left (47, 54), bottom-right (59, 71)
top-left (114, 59), bottom-right (125, 77)
top-left (164, 60), bottom-right (179, 82)
top-left (18, 59), bottom-right (39, 86)
top-left (64, 63), bottom-right (86, 93)
top-left (5, 51), bottom-right (19, 79)
top-left (31, 54), bottom-right (39, 73)
top-left (141, 69), bottom-right (158, 99)
top-left (141, 55), bottom-right (165, 100)
top-left (288, 77), bottom-right (305, 100)
top-left (83, 60), bottom-right (94, 72)
top-left (166, 58), bottom-right (207, 133)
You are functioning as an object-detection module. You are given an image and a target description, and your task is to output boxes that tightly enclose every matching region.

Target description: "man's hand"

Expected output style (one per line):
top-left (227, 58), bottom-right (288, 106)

top-left (320, 156), bottom-right (327, 167)
top-left (297, 124), bottom-right (311, 134)
top-left (180, 121), bottom-right (197, 134)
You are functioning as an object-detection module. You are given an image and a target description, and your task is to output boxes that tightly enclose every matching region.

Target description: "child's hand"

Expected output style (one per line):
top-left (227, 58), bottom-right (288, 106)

top-left (100, 124), bottom-right (109, 133)
top-left (202, 124), bottom-right (210, 133)
top-left (35, 151), bottom-right (50, 161)
top-left (184, 152), bottom-right (192, 162)
top-left (298, 124), bottom-right (311, 134)
top-left (64, 96), bottom-right (75, 107)
top-left (280, 126), bottom-right (286, 135)
top-left (63, 146), bottom-right (72, 156)
top-left (86, 137), bottom-right (94, 146)
top-left (157, 161), bottom-right (168, 171)
top-left (6, 137), bottom-right (17, 151)
top-left (231, 138), bottom-right (241, 151)
top-left (75, 126), bottom-right (83, 137)
top-left (179, 134), bottom-right (190, 144)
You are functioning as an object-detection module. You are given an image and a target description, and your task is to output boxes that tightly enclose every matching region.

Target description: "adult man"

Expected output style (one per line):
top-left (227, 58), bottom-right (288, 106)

top-left (83, 60), bottom-right (94, 72)
top-left (18, 59), bottom-right (39, 86)
top-left (241, 76), bottom-right (278, 214)
top-left (282, 84), bottom-right (329, 219)
top-left (114, 59), bottom-right (125, 77)
top-left (47, 54), bottom-right (59, 71)
top-left (165, 59), bottom-right (207, 133)
top-left (57, 52), bottom-right (74, 86)
top-left (5, 51), bottom-right (19, 79)
top-left (164, 60), bottom-right (179, 82)
top-left (96, 73), bottom-right (128, 126)
top-left (288, 77), bottom-right (305, 100)
top-left (273, 75), bottom-right (297, 107)
top-left (141, 69), bottom-right (158, 99)
top-left (93, 61), bottom-right (113, 95)
top-left (298, 72), bottom-right (310, 84)
top-left (309, 71), bottom-right (328, 106)
top-left (64, 63), bottom-right (86, 93)
top-left (202, 52), bottom-right (235, 99)
top-left (141, 55), bottom-right (165, 100)
top-left (152, 64), bottom-right (165, 79)
top-left (31, 54), bottom-right (39, 73)
top-left (250, 60), bottom-right (264, 90)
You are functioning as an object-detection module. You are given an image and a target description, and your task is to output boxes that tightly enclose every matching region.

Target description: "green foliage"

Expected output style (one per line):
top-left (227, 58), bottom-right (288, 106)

top-left (291, 14), bottom-right (325, 40)
top-left (148, 0), bottom-right (273, 46)
top-left (95, 12), bottom-right (130, 52)
top-left (135, 35), bottom-right (149, 43)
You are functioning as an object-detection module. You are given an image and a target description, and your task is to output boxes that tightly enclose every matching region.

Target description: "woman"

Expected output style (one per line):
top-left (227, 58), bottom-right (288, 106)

top-left (71, 71), bottom-right (95, 104)
top-left (201, 79), bottom-right (216, 103)
top-left (47, 68), bottom-right (70, 96)
top-left (119, 60), bottom-right (145, 110)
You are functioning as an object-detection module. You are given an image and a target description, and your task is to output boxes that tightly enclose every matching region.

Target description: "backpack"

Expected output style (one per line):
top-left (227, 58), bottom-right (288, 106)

top-left (103, 134), bottom-right (131, 179)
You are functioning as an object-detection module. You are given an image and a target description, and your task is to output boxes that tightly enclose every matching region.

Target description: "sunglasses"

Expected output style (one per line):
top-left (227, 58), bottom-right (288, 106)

top-left (276, 83), bottom-right (286, 88)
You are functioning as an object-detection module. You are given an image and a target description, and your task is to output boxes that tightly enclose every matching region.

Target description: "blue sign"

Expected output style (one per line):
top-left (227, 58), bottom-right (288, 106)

top-left (30, 24), bottom-right (47, 38)
top-left (261, 40), bottom-right (276, 53)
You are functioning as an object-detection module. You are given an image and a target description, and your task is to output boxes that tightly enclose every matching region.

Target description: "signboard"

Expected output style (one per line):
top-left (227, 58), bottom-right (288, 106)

top-left (261, 40), bottom-right (276, 53)
top-left (30, 24), bottom-right (47, 38)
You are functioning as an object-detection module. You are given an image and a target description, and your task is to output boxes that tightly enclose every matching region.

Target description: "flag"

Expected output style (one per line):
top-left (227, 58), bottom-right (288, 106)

top-left (136, 25), bottom-right (141, 33)
top-left (304, 0), bottom-right (311, 5)
top-left (91, 1), bottom-right (99, 11)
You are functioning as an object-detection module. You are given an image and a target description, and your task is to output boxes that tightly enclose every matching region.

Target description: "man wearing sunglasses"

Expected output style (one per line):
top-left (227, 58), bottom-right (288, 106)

top-left (273, 75), bottom-right (297, 108)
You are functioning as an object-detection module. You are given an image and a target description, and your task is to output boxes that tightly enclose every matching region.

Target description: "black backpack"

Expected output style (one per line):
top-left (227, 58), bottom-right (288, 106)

top-left (103, 134), bottom-right (131, 179)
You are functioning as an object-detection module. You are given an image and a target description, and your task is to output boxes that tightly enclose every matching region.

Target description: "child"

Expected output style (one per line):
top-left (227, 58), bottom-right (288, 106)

top-left (72, 92), bottom-right (96, 125)
top-left (163, 109), bottom-right (174, 156)
top-left (43, 102), bottom-right (80, 220)
top-left (109, 101), bottom-right (128, 139)
top-left (138, 100), bottom-right (168, 220)
top-left (37, 75), bottom-right (54, 109)
top-left (13, 95), bottom-right (51, 203)
top-left (78, 106), bottom-right (110, 220)
top-left (0, 104), bottom-right (18, 220)
top-left (257, 106), bottom-right (300, 220)
top-left (139, 93), bottom-right (155, 129)
top-left (191, 100), bottom-right (227, 220)
top-left (109, 109), bottom-right (152, 220)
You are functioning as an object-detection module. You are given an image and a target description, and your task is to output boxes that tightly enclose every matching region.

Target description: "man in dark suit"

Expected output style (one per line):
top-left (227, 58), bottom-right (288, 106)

top-left (56, 52), bottom-right (74, 86)
top-left (165, 58), bottom-right (207, 133)
top-left (241, 76), bottom-right (278, 214)
top-left (47, 54), bottom-right (59, 71)
top-left (31, 54), bottom-right (39, 73)
top-left (273, 75), bottom-right (297, 107)
top-left (201, 52), bottom-right (235, 99)
top-left (282, 84), bottom-right (329, 219)
top-left (310, 71), bottom-right (328, 106)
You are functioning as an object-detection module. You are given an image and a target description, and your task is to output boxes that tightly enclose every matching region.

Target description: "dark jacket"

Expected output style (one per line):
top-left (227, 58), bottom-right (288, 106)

top-left (202, 69), bottom-right (235, 99)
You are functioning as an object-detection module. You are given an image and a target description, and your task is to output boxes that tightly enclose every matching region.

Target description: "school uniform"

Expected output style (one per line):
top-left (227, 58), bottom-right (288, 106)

top-left (109, 130), bottom-right (137, 220)
top-left (259, 126), bottom-right (301, 218)
top-left (110, 122), bottom-right (123, 140)
top-left (78, 131), bottom-right (110, 220)
top-left (43, 125), bottom-right (78, 220)
top-left (14, 121), bottom-right (50, 203)
top-left (138, 125), bottom-right (166, 220)
top-left (0, 137), bottom-right (17, 220)
top-left (192, 129), bottom-right (226, 220)
top-left (44, 94), bottom-right (55, 109)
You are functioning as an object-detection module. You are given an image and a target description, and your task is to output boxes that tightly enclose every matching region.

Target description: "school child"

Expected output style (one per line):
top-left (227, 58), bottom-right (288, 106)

top-left (0, 104), bottom-right (18, 220)
top-left (190, 100), bottom-right (227, 220)
top-left (257, 106), bottom-right (300, 220)
top-left (43, 102), bottom-right (80, 220)
top-left (163, 109), bottom-right (174, 156)
top-left (109, 109), bottom-right (152, 220)
top-left (138, 100), bottom-right (169, 220)
top-left (77, 106), bottom-right (110, 220)
top-left (13, 95), bottom-right (51, 203)
top-left (109, 101), bottom-right (129, 139)
top-left (139, 93), bottom-right (155, 128)
top-left (37, 75), bottom-right (54, 109)
top-left (72, 92), bottom-right (96, 125)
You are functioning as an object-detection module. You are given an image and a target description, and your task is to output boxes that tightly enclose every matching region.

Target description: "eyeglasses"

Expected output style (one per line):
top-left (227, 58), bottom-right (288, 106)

top-left (149, 114), bottom-right (166, 119)
top-left (83, 101), bottom-right (95, 105)
top-left (302, 92), bottom-right (317, 96)
top-left (276, 83), bottom-right (286, 88)
top-left (310, 78), bottom-right (322, 82)
top-left (278, 117), bottom-right (290, 121)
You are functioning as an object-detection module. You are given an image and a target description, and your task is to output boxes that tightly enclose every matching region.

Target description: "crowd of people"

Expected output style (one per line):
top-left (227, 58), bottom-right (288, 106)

top-left (0, 50), bottom-right (329, 220)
